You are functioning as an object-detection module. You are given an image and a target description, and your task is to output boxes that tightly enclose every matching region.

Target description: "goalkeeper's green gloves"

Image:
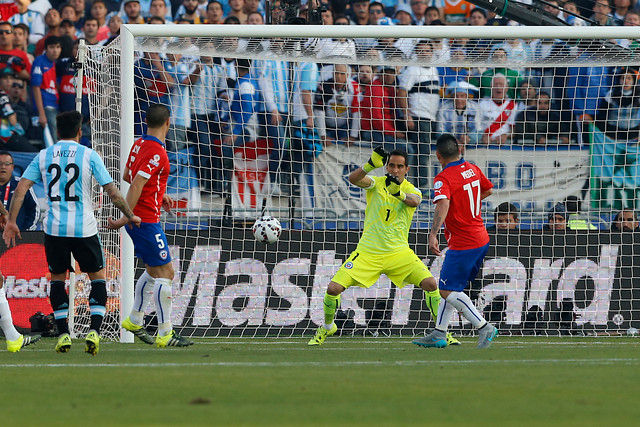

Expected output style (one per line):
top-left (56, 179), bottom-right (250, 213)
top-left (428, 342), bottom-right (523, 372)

top-left (385, 174), bottom-right (406, 202)
top-left (362, 146), bottom-right (389, 173)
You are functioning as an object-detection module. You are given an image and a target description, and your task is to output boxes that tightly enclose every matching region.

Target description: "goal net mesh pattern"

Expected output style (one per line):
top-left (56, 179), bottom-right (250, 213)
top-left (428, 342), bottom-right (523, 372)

top-left (82, 30), bottom-right (640, 340)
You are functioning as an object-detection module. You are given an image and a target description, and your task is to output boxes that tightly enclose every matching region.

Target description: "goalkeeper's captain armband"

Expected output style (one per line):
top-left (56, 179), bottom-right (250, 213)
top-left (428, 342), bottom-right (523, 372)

top-left (362, 146), bottom-right (389, 173)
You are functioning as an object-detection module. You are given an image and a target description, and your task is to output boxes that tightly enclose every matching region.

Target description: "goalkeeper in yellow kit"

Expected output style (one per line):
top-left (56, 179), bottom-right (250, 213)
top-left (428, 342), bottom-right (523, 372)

top-left (308, 147), bottom-right (460, 346)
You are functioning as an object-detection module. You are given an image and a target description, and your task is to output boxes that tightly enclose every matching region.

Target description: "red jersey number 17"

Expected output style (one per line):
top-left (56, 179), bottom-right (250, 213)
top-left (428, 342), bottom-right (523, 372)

top-left (463, 179), bottom-right (481, 218)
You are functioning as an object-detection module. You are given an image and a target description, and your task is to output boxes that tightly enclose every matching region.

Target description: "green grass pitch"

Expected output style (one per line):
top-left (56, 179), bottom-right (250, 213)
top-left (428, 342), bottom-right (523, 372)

top-left (1, 336), bottom-right (638, 426)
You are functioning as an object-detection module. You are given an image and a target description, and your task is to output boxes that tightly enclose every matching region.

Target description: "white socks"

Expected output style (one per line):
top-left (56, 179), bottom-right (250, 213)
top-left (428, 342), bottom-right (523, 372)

top-left (435, 296), bottom-right (457, 332)
top-left (0, 286), bottom-right (20, 342)
top-left (153, 278), bottom-right (173, 337)
top-left (130, 271), bottom-right (154, 325)
top-left (129, 272), bottom-right (174, 337)
top-left (444, 291), bottom-right (487, 329)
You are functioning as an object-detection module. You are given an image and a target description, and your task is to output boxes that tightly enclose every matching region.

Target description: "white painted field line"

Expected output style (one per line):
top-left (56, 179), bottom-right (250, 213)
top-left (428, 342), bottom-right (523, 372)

top-left (0, 358), bottom-right (638, 368)
top-left (4, 339), bottom-right (638, 353)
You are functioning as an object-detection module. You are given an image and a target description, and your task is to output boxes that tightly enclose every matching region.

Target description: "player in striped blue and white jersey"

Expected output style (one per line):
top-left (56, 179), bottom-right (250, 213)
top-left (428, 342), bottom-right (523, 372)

top-left (3, 111), bottom-right (140, 355)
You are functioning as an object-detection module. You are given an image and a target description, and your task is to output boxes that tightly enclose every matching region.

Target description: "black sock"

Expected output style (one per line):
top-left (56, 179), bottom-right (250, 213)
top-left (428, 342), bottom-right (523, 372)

top-left (49, 281), bottom-right (69, 335)
top-left (89, 280), bottom-right (107, 332)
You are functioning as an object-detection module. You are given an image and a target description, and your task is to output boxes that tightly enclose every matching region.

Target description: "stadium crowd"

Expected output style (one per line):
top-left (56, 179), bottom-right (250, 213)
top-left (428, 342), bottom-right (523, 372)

top-left (0, 0), bottom-right (638, 214)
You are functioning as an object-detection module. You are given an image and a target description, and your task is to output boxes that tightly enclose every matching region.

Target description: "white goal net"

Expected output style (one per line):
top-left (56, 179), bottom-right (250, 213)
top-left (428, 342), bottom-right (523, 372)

top-left (81, 24), bottom-right (640, 341)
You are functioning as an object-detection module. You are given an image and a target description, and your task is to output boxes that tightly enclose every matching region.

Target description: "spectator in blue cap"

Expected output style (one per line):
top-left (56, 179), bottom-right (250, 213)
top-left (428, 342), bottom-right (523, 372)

top-left (544, 202), bottom-right (568, 232)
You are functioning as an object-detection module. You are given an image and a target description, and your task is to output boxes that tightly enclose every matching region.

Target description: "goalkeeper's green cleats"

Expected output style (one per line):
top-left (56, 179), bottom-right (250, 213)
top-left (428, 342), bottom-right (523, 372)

top-left (446, 332), bottom-right (461, 346)
top-left (6, 334), bottom-right (41, 352)
top-left (307, 323), bottom-right (338, 346)
top-left (156, 330), bottom-right (194, 348)
top-left (55, 333), bottom-right (72, 353)
top-left (122, 316), bottom-right (155, 345)
top-left (85, 330), bottom-right (100, 356)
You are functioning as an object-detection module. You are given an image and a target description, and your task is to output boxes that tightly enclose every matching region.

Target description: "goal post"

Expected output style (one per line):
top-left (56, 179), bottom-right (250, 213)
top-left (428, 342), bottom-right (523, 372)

top-left (79, 23), bottom-right (640, 341)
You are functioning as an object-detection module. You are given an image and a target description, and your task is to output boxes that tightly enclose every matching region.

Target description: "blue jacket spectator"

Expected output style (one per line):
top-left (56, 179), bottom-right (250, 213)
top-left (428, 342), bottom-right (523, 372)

top-left (566, 56), bottom-right (612, 120)
top-left (226, 58), bottom-right (261, 144)
top-left (133, 51), bottom-right (174, 136)
top-left (31, 35), bottom-right (61, 144)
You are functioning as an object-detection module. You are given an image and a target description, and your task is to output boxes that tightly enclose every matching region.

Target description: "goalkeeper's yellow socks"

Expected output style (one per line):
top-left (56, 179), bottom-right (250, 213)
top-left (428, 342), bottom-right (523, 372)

top-left (323, 292), bottom-right (340, 329)
top-left (424, 289), bottom-right (440, 323)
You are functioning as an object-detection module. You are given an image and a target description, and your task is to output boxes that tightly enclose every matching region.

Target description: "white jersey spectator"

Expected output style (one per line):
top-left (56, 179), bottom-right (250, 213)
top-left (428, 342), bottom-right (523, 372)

top-left (398, 65), bottom-right (440, 122)
top-left (9, 8), bottom-right (45, 45)
top-left (27, 0), bottom-right (52, 17)
top-left (476, 74), bottom-right (516, 145)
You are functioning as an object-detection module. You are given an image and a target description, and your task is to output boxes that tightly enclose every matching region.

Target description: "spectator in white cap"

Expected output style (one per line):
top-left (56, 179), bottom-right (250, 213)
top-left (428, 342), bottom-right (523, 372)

top-left (394, 4), bottom-right (413, 25)
top-left (437, 81), bottom-right (480, 148)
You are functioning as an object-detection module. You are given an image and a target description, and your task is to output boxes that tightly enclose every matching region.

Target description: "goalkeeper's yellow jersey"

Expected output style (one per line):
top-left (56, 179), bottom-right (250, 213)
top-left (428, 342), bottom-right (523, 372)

top-left (356, 176), bottom-right (422, 255)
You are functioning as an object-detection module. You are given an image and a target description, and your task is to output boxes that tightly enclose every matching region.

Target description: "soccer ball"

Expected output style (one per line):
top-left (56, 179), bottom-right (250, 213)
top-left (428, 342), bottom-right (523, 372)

top-left (252, 216), bottom-right (282, 244)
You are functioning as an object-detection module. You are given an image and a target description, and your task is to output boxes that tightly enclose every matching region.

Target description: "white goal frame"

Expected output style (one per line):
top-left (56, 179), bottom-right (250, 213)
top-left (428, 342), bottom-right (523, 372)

top-left (114, 24), bottom-right (640, 342)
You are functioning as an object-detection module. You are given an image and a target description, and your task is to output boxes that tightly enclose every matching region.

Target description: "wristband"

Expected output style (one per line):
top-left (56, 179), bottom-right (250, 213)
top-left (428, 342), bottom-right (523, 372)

top-left (362, 163), bottom-right (375, 174)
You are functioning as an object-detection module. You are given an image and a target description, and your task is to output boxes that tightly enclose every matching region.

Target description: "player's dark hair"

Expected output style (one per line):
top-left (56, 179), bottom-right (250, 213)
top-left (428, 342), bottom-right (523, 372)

top-left (146, 103), bottom-right (170, 128)
top-left (57, 111), bottom-right (83, 138)
top-left (494, 202), bottom-right (519, 221)
top-left (436, 133), bottom-right (459, 160)
top-left (0, 150), bottom-right (13, 160)
top-left (388, 149), bottom-right (409, 166)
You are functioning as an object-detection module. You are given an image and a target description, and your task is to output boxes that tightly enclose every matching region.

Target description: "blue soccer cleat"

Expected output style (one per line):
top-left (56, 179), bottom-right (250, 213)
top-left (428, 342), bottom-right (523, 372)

top-left (413, 329), bottom-right (447, 348)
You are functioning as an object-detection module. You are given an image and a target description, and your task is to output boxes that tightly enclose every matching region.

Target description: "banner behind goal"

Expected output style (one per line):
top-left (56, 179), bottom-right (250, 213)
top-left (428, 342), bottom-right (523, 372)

top-left (81, 25), bottom-right (640, 341)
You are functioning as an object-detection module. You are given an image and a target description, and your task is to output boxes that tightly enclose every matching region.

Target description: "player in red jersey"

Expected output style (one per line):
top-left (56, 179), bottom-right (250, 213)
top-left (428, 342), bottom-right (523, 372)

top-left (108, 104), bottom-right (193, 348)
top-left (413, 133), bottom-right (499, 349)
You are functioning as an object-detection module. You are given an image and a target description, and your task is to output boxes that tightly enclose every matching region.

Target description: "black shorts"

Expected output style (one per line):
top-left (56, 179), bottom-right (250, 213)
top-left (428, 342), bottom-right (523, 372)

top-left (44, 234), bottom-right (105, 275)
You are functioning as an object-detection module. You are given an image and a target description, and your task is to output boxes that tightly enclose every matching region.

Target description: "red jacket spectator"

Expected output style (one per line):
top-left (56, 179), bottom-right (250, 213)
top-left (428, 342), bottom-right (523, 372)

top-left (360, 76), bottom-right (396, 135)
top-left (0, 22), bottom-right (31, 81)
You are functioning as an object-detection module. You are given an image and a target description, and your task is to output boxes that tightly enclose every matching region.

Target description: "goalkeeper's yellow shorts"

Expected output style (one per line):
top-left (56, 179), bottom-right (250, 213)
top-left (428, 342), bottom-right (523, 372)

top-left (331, 247), bottom-right (433, 289)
